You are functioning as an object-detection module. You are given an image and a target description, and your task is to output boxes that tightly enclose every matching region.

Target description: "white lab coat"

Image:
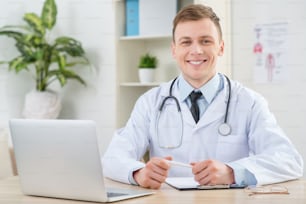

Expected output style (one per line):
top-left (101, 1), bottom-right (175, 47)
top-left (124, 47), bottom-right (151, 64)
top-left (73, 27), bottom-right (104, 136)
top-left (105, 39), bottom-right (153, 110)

top-left (102, 75), bottom-right (303, 185)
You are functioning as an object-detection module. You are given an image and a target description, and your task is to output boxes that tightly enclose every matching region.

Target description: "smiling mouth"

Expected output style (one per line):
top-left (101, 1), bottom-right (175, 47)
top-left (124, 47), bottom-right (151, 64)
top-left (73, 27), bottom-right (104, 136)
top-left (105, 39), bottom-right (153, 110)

top-left (187, 60), bottom-right (207, 65)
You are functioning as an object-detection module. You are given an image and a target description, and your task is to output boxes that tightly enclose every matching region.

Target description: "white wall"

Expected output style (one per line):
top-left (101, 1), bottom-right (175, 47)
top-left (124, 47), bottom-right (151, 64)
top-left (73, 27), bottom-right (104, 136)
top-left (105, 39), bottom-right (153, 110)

top-left (232, 0), bottom-right (306, 176)
top-left (0, 0), bottom-right (117, 153)
top-left (1, 0), bottom-right (305, 176)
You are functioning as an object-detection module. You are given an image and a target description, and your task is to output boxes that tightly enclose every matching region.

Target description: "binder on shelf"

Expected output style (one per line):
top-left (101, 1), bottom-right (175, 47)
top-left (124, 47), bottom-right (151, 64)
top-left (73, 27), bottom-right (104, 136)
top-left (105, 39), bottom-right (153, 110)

top-left (125, 0), bottom-right (139, 36)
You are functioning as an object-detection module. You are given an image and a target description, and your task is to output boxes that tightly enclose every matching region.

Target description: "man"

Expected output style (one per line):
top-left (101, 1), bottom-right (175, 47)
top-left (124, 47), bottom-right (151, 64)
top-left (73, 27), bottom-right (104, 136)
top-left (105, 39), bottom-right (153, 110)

top-left (102, 4), bottom-right (303, 189)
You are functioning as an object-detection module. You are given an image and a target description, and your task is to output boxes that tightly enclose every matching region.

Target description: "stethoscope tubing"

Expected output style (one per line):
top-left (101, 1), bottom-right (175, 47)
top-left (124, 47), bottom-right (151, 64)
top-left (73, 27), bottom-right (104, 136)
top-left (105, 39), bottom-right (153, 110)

top-left (158, 74), bottom-right (232, 137)
top-left (223, 75), bottom-right (231, 124)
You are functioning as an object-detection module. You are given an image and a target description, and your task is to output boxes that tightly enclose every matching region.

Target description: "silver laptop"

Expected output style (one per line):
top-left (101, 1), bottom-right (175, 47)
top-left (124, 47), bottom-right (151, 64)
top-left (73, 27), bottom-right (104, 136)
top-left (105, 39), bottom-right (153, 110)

top-left (9, 119), bottom-right (154, 202)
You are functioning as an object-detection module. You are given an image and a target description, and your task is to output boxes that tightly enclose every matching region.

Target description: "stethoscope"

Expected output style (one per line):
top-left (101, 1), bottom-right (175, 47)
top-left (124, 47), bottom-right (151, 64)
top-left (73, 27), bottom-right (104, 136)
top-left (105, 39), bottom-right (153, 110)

top-left (156, 74), bottom-right (232, 148)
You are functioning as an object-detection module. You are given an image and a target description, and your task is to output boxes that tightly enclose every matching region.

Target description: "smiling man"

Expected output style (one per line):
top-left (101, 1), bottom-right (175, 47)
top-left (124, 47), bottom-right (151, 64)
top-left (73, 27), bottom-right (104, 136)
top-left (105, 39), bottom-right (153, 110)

top-left (102, 4), bottom-right (303, 189)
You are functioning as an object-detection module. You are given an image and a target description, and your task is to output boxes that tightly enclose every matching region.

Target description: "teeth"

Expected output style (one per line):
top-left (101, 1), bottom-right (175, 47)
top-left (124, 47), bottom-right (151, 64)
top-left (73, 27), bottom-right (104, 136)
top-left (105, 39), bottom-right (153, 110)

top-left (189, 60), bottom-right (203, 65)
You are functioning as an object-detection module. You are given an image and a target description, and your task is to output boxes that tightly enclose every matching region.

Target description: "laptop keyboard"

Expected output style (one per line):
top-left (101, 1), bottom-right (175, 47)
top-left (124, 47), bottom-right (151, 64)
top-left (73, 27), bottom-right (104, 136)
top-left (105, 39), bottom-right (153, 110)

top-left (107, 192), bottom-right (129, 198)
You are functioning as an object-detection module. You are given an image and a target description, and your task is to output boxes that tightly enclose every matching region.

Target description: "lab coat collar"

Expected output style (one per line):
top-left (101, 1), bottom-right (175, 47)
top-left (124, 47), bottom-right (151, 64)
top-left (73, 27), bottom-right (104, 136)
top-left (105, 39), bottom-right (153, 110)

top-left (159, 74), bottom-right (232, 127)
top-left (195, 74), bottom-right (232, 128)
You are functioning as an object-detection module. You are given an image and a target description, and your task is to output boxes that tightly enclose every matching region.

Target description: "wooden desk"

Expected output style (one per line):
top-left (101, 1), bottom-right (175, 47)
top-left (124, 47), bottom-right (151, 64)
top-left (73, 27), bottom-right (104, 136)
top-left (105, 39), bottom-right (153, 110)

top-left (0, 177), bottom-right (305, 204)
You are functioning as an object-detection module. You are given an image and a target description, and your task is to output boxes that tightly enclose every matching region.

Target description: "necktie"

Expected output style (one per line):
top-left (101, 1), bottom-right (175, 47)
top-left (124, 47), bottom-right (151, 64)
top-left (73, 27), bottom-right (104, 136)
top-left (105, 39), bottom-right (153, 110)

top-left (189, 91), bottom-right (202, 123)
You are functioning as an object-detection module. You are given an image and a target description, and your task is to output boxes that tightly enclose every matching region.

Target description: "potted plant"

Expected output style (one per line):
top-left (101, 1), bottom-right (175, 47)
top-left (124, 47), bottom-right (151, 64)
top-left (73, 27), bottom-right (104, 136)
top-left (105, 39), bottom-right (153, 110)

top-left (138, 53), bottom-right (158, 83)
top-left (0, 0), bottom-right (90, 119)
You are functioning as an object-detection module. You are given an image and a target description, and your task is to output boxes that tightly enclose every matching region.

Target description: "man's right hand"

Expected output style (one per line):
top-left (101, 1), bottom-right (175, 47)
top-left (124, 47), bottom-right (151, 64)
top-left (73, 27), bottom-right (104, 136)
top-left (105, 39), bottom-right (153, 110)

top-left (133, 156), bottom-right (172, 189)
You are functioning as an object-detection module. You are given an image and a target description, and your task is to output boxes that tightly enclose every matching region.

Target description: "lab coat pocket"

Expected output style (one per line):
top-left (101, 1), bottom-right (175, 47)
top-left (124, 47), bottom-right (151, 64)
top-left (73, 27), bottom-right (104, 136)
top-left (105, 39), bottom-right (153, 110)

top-left (216, 134), bottom-right (249, 162)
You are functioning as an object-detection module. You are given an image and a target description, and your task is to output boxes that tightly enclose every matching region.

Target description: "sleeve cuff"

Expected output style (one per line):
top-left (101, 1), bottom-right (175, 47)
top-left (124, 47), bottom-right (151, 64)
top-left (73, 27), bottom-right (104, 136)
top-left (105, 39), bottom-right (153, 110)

top-left (227, 163), bottom-right (257, 187)
top-left (128, 165), bottom-right (145, 185)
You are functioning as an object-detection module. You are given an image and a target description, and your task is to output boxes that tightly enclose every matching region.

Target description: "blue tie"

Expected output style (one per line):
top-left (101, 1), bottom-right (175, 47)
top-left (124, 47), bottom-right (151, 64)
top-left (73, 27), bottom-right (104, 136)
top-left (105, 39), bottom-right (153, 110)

top-left (189, 91), bottom-right (202, 123)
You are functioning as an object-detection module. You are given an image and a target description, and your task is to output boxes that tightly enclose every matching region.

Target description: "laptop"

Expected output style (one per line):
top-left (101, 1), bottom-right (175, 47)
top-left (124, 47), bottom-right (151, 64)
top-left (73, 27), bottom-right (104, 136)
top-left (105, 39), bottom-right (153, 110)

top-left (9, 119), bottom-right (154, 202)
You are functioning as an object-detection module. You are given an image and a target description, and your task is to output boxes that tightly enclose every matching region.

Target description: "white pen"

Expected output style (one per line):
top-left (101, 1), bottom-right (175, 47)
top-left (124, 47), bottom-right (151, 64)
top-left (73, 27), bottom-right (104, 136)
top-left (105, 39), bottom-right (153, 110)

top-left (166, 160), bottom-right (192, 168)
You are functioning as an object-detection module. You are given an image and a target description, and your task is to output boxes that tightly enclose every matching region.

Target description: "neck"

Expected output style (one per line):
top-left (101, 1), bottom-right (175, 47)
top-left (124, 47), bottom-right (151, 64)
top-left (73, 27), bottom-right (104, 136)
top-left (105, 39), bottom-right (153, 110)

top-left (186, 74), bottom-right (216, 89)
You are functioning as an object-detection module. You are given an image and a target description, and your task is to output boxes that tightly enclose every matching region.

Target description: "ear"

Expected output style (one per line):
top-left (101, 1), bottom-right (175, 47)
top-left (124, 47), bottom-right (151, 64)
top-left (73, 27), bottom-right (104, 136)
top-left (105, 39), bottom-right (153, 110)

top-left (218, 40), bottom-right (225, 56)
top-left (171, 41), bottom-right (176, 58)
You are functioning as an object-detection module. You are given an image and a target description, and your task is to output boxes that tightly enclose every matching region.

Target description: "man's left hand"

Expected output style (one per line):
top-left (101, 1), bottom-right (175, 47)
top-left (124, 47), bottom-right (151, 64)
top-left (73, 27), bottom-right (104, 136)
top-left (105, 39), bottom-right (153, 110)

top-left (191, 159), bottom-right (235, 185)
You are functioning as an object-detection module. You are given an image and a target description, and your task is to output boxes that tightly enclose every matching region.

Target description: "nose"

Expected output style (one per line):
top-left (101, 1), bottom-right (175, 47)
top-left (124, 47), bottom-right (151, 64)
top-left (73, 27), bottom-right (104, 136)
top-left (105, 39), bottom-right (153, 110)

top-left (190, 43), bottom-right (203, 55)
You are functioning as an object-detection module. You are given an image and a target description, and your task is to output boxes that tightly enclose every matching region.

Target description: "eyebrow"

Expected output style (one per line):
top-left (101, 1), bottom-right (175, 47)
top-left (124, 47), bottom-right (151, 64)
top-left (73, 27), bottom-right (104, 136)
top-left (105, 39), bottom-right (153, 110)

top-left (177, 35), bottom-right (213, 42)
top-left (177, 37), bottom-right (191, 41)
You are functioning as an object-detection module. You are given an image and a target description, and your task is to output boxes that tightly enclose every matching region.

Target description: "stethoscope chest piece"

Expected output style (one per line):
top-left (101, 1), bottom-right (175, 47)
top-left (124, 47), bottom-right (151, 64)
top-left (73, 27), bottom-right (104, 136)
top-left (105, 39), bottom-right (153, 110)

top-left (218, 123), bottom-right (231, 136)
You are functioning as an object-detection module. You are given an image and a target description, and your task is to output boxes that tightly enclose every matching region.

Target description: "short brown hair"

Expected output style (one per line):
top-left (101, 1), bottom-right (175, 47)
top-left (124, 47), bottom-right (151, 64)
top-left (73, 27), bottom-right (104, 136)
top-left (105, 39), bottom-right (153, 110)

top-left (172, 4), bottom-right (222, 41)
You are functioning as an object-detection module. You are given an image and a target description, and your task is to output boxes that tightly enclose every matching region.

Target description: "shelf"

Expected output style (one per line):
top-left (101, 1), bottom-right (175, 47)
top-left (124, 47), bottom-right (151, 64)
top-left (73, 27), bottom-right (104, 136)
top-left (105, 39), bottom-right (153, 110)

top-left (119, 35), bottom-right (171, 41)
top-left (120, 82), bottom-right (162, 87)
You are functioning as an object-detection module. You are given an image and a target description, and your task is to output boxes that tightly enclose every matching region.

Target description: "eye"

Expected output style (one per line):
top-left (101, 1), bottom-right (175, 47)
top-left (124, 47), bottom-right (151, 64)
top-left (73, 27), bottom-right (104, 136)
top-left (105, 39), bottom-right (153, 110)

top-left (201, 39), bottom-right (212, 44)
top-left (180, 40), bottom-right (191, 46)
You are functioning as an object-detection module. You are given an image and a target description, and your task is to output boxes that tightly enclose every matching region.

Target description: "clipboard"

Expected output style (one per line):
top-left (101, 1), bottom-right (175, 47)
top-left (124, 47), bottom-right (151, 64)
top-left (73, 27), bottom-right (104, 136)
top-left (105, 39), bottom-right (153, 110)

top-left (165, 177), bottom-right (231, 190)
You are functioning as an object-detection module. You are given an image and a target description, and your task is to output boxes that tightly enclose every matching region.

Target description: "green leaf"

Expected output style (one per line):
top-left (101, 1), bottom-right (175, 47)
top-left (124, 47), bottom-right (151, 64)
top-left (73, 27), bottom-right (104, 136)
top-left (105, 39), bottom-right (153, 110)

top-left (60, 69), bottom-right (86, 85)
top-left (54, 36), bottom-right (86, 57)
top-left (66, 60), bottom-right (89, 67)
top-left (23, 13), bottom-right (45, 36)
top-left (9, 56), bottom-right (28, 72)
top-left (41, 0), bottom-right (57, 30)
top-left (0, 30), bottom-right (23, 41)
top-left (0, 25), bottom-right (31, 32)
top-left (57, 54), bottom-right (66, 70)
top-left (15, 42), bottom-right (35, 61)
top-left (23, 34), bottom-right (44, 47)
top-left (47, 69), bottom-right (86, 87)
top-left (34, 49), bottom-right (44, 61)
top-left (57, 73), bottom-right (67, 87)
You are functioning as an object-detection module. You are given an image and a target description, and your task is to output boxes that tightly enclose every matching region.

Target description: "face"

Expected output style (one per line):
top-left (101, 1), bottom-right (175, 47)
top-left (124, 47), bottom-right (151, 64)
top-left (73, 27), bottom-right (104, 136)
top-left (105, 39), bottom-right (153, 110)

top-left (171, 18), bottom-right (224, 88)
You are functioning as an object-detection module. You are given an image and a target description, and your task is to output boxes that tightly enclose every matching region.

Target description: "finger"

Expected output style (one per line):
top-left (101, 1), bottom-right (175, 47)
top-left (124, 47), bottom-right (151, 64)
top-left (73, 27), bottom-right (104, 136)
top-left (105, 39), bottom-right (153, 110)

top-left (151, 157), bottom-right (171, 171)
top-left (194, 167), bottom-right (210, 184)
top-left (149, 170), bottom-right (168, 183)
top-left (164, 156), bottom-right (173, 161)
top-left (198, 174), bottom-right (213, 185)
top-left (192, 161), bottom-right (207, 175)
top-left (147, 159), bottom-right (169, 178)
top-left (150, 165), bottom-right (169, 179)
top-left (147, 179), bottom-right (162, 189)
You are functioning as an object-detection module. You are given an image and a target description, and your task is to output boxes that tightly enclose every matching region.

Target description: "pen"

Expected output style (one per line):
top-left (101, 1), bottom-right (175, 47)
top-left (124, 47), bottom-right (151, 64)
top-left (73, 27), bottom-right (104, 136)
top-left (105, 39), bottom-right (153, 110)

top-left (166, 160), bottom-right (192, 168)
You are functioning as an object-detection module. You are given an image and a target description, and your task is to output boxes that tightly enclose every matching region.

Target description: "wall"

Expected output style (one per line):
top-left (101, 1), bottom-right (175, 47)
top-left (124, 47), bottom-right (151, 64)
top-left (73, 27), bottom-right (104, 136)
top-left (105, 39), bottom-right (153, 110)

top-left (1, 0), bottom-right (305, 176)
top-left (0, 0), bottom-right (116, 154)
top-left (232, 0), bottom-right (306, 176)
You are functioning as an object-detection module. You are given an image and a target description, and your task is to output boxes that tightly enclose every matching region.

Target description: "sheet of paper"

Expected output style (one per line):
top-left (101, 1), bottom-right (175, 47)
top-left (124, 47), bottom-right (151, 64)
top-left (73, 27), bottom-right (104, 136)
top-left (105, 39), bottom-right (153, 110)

top-left (165, 177), bottom-right (230, 190)
top-left (166, 177), bottom-right (199, 189)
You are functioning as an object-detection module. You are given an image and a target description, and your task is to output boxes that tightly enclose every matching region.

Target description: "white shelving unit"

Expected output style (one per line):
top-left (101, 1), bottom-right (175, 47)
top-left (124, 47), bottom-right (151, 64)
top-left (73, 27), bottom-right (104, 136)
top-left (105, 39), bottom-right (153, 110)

top-left (114, 0), bottom-right (231, 128)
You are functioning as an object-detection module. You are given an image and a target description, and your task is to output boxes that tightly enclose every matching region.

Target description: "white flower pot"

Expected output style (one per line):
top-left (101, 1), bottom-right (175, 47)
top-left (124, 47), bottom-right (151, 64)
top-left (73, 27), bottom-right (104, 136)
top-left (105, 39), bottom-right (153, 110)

top-left (138, 69), bottom-right (155, 83)
top-left (22, 90), bottom-right (62, 119)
